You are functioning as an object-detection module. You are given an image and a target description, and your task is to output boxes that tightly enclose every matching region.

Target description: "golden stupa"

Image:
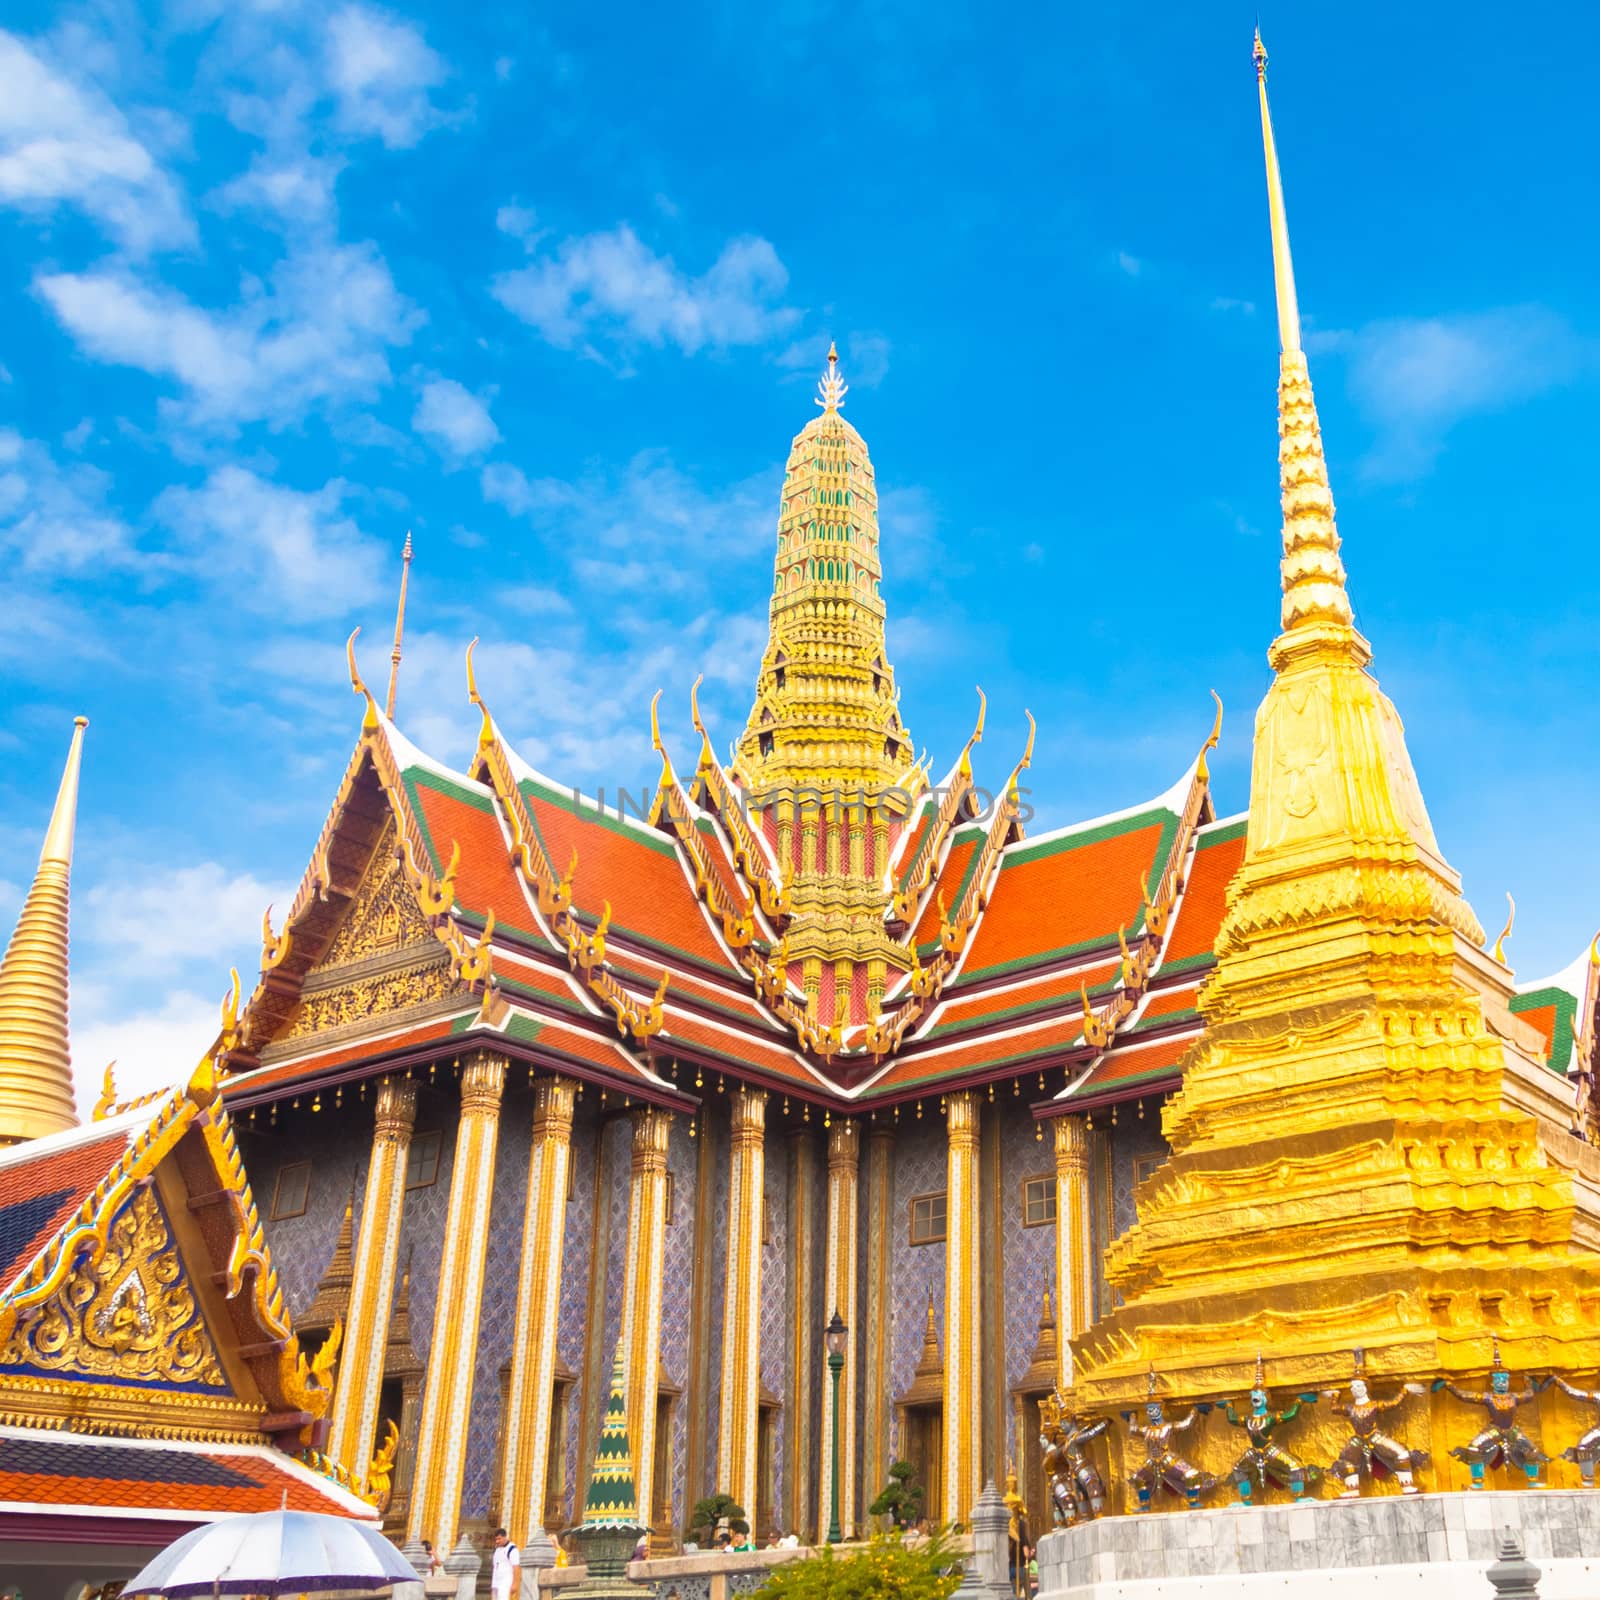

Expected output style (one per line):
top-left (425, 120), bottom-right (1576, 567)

top-left (0, 716), bottom-right (86, 1146)
top-left (1067, 36), bottom-right (1600, 1498)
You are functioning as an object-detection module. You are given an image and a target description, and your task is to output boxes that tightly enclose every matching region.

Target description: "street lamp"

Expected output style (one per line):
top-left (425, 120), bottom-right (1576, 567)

top-left (825, 1310), bottom-right (848, 1544)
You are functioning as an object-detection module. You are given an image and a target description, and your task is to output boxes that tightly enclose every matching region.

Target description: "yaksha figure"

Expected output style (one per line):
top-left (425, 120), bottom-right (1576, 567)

top-left (1548, 1375), bottom-right (1600, 1486)
top-left (1435, 1347), bottom-right (1548, 1488)
top-left (1040, 1392), bottom-right (1108, 1525)
top-left (1123, 1378), bottom-right (1215, 1511)
top-left (1323, 1374), bottom-right (1428, 1496)
top-left (1224, 1361), bottom-right (1319, 1504)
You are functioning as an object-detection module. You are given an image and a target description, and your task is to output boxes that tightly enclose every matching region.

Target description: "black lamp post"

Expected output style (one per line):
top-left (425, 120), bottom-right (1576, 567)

top-left (825, 1309), bottom-right (848, 1544)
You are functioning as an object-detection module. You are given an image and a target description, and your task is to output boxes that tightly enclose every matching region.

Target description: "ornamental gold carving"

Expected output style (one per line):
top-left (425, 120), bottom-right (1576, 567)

top-left (322, 825), bottom-right (436, 965)
top-left (281, 959), bottom-right (456, 1042)
top-left (1, 1185), bottom-right (225, 1390)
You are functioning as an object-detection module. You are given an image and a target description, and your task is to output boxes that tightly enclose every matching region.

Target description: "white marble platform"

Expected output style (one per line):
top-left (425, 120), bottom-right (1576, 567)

top-left (1035, 1489), bottom-right (1600, 1599)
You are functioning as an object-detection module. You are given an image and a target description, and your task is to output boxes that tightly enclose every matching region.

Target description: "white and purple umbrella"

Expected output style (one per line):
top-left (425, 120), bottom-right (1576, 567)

top-left (121, 1509), bottom-right (419, 1598)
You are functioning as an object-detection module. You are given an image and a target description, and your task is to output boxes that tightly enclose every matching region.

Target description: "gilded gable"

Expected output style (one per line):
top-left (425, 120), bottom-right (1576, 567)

top-left (0, 1185), bottom-right (228, 1393)
top-left (320, 820), bottom-right (436, 965)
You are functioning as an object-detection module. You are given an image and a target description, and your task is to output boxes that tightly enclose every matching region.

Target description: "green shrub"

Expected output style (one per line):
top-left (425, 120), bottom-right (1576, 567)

top-left (754, 1530), bottom-right (962, 1600)
top-left (866, 1460), bottom-right (925, 1529)
top-left (689, 1492), bottom-right (749, 1542)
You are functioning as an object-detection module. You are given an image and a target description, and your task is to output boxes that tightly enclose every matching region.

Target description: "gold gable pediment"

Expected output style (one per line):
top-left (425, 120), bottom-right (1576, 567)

top-left (0, 1185), bottom-right (229, 1393)
top-left (320, 820), bottom-right (437, 965)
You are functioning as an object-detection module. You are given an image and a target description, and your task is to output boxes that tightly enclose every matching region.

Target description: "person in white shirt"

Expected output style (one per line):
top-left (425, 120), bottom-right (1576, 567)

top-left (491, 1528), bottom-right (521, 1600)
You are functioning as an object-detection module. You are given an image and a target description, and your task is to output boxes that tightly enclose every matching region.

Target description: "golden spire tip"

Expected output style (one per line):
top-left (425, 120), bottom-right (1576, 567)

top-left (1255, 29), bottom-right (1300, 353)
top-left (39, 716), bottom-right (89, 867)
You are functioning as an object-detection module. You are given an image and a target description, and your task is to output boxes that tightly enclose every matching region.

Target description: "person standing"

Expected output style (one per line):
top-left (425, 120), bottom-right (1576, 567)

top-left (491, 1528), bottom-right (521, 1600)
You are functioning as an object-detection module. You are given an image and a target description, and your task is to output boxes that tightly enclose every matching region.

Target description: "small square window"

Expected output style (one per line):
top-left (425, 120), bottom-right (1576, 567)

top-left (1133, 1154), bottom-right (1163, 1188)
top-left (270, 1162), bottom-right (310, 1220)
top-left (405, 1130), bottom-right (442, 1191)
top-left (909, 1191), bottom-right (947, 1247)
top-left (1021, 1174), bottom-right (1057, 1228)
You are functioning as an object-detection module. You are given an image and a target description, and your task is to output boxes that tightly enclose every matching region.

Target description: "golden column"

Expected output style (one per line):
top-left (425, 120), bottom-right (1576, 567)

top-left (406, 1051), bottom-right (507, 1551)
top-left (817, 1116), bottom-right (859, 1541)
top-left (619, 1105), bottom-right (672, 1533)
top-left (501, 1075), bottom-right (578, 1544)
top-left (717, 1088), bottom-right (767, 1525)
top-left (942, 1090), bottom-right (982, 1521)
top-left (1052, 1115), bottom-right (1092, 1388)
top-left (327, 1076), bottom-right (417, 1472)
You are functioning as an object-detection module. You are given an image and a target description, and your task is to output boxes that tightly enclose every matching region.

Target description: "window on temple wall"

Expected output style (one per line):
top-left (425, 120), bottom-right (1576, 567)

top-left (909, 1191), bottom-right (947, 1246)
top-left (664, 1170), bottom-right (675, 1225)
top-left (1020, 1174), bottom-right (1056, 1227)
top-left (270, 1162), bottom-right (310, 1220)
top-left (760, 731), bottom-right (774, 758)
top-left (405, 1130), bottom-right (442, 1191)
top-left (1133, 1154), bottom-right (1162, 1187)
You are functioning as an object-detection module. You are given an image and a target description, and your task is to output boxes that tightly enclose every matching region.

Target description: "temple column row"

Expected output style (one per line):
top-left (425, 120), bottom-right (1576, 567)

top-left (718, 1089), bottom-right (767, 1521)
top-left (818, 1117), bottom-right (858, 1541)
top-left (326, 1075), bottom-right (416, 1472)
top-left (408, 1051), bottom-right (507, 1551)
top-left (1054, 1114), bottom-right (1094, 1384)
top-left (503, 1075), bottom-right (578, 1545)
top-left (620, 1106), bottom-right (672, 1532)
top-left (943, 1090), bottom-right (983, 1520)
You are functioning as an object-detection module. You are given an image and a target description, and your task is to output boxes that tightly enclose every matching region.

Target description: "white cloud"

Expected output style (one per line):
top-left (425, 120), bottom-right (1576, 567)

top-left (154, 465), bottom-right (386, 620)
top-left (84, 862), bottom-right (290, 975)
top-left (0, 428), bottom-right (132, 573)
top-left (1319, 306), bottom-right (1582, 481)
top-left (326, 4), bottom-right (447, 149)
top-left (413, 377), bottom-right (500, 459)
top-left (73, 986), bottom-right (220, 1105)
top-left (36, 240), bottom-right (421, 427)
top-left (492, 223), bottom-right (801, 358)
top-left (1116, 250), bottom-right (1142, 277)
top-left (0, 29), bottom-right (191, 252)
top-left (1211, 296), bottom-right (1256, 316)
top-left (216, 153), bottom-right (343, 226)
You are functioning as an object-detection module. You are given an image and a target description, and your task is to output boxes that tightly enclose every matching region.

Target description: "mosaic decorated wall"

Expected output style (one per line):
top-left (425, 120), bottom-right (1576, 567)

top-left (1110, 1108), bottom-right (1169, 1241)
top-left (998, 1106), bottom-right (1056, 1390)
top-left (887, 1114), bottom-right (947, 1456)
top-left (661, 1114), bottom-right (698, 1530)
top-left (758, 1119), bottom-right (789, 1533)
top-left (555, 1101), bottom-right (601, 1527)
top-left (241, 1108), bottom-right (366, 1319)
top-left (697, 1108), bottom-right (730, 1506)
top-left (458, 1073), bottom-right (535, 1520)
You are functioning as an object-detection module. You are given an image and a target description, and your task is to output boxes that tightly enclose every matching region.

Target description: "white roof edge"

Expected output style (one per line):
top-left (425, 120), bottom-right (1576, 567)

top-left (1518, 944), bottom-right (1595, 1001)
top-left (1003, 758), bottom-right (1199, 857)
top-left (497, 727), bottom-right (663, 843)
top-left (379, 713), bottom-right (491, 796)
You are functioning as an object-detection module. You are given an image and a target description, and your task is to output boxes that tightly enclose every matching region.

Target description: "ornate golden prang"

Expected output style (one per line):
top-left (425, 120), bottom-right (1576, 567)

top-left (1, 1185), bottom-right (226, 1390)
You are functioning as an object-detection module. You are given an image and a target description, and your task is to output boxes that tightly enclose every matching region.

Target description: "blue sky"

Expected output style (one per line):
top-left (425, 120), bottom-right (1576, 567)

top-left (1, 1), bottom-right (1596, 1103)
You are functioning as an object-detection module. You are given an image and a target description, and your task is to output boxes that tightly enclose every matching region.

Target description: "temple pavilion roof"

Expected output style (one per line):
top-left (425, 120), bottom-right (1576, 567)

top-left (0, 1057), bottom-right (377, 1530)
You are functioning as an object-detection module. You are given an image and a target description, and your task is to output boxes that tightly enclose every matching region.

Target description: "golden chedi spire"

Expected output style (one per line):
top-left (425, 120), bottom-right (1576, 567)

top-left (1066, 39), bottom-right (1600, 1488)
top-left (0, 718), bottom-right (87, 1146)
top-left (734, 343), bottom-right (911, 791)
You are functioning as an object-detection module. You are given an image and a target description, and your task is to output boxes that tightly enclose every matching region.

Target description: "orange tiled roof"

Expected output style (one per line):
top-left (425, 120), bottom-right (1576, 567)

top-left (1161, 817), bottom-right (1247, 968)
top-left (1063, 1029), bottom-right (1199, 1103)
top-left (404, 768), bottom-right (536, 940)
top-left (655, 1007), bottom-right (817, 1090)
top-left (956, 809), bottom-right (1181, 983)
top-left (868, 1012), bottom-right (1087, 1093)
top-left (922, 959), bottom-right (1122, 1041)
top-left (520, 776), bottom-right (734, 971)
top-left (910, 827), bottom-right (983, 947)
top-left (0, 1426), bottom-right (375, 1521)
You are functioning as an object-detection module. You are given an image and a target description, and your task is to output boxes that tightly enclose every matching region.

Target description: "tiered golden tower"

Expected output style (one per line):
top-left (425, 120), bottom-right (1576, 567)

top-left (1068, 35), bottom-right (1600, 1491)
top-left (0, 717), bottom-right (86, 1146)
top-left (734, 345), bottom-right (920, 1010)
